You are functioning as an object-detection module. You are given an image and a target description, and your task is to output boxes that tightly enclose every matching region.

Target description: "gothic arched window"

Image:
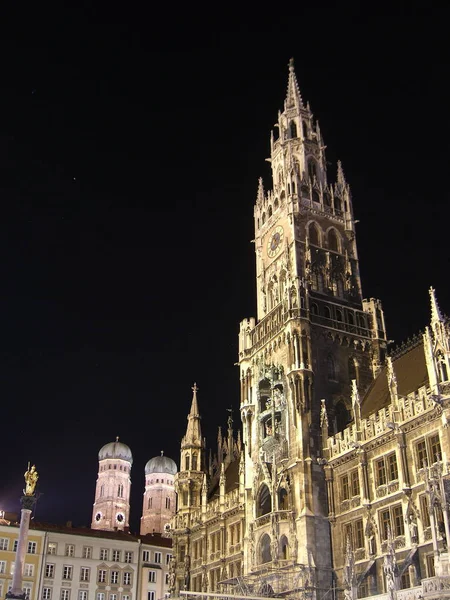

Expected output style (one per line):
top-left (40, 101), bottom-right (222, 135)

top-left (310, 303), bottom-right (319, 316)
top-left (268, 205), bottom-right (272, 218)
top-left (274, 198), bottom-right (279, 210)
top-left (328, 229), bottom-right (339, 252)
top-left (262, 212), bottom-right (266, 225)
top-left (257, 484), bottom-right (272, 517)
top-left (289, 120), bottom-right (298, 138)
top-left (312, 190), bottom-right (320, 204)
top-left (185, 455), bottom-right (190, 471)
top-left (166, 497), bottom-right (170, 509)
top-left (302, 121), bottom-right (309, 139)
top-left (334, 196), bottom-right (342, 212)
top-left (324, 306), bottom-right (331, 320)
top-left (118, 484), bottom-right (124, 498)
top-left (260, 534), bottom-right (272, 564)
top-left (280, 535), bottom-right (289, 560)
top-left (192, 453), bottom-right (198, 470)
top-left (308, 222), bottom-right (320, 246)
top-left (336, 309), bottom-right (343, 322)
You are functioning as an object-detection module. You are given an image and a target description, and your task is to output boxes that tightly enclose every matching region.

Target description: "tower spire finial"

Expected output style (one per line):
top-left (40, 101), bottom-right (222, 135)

top-left (285, 57), bottom-right (304, 109)
top-left (429, 286), bottom-right (443, 325)
top-left (182, 382), bottom-right (203, 449)
top-left (337, 160), bottom-right (346, 186)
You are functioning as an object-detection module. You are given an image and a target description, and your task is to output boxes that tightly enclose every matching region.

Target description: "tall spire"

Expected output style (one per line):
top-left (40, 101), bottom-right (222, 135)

top-left (337, 160), bottom-right (346, 187)
top-left (430, 286), bottom-right (443, 326)
top-left (182, 383), bottom-right (202, 449)
top-left (285, 58), bottom-right (304, 110)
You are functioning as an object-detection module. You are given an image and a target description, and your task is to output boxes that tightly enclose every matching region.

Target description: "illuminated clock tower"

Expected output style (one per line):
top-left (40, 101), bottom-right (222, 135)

top-left (238, 59), bottom-right (387, 593)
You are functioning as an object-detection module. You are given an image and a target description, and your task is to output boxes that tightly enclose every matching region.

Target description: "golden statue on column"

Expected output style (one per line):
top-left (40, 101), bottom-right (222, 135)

top-left (24, 464), bottom-right (38, 496)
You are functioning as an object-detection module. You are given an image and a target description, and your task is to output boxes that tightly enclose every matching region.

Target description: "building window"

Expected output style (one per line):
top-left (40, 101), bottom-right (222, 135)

top-left (166, 553), bottom-right (173, 565)
top-left (124, 551), bottom-right (133, 564)
top-left (148, 593), bottom-right (155, 600)
top-left (416, 434), bottom-right (442, 469)
top-left (97, 594), bottom-right (105, 600)
top-left (375, 453), bottom-right (398, 486)
top-left (165, 573), bottom-right (170, 585)
top-left (110, 595), bottom-right (117, 600)
top-left (110, 571), bottom-right (119, 584)
top-left (82, 546), bottom-right (92, 559)
top-left (341, 469), bottom-right (359, 501)
top-left (154, 552), bottom-right (162, 564)
top-left (43, 589), bottom-right (52, 600)
top-left (24, 564), bottom-right (34, 577)
top-left (123, 572), bottom-right (132, 586)
top-left (354, 520), bottom-right (364, 549)
top-left (27, 541), bottom-right (37, 554)
top-left (63, 566), bottom-right (73, 580)
top-left (24, 586), bottom-right (32, 600)
top-left (426, 554), bottom-right (435, 577)
top-left (80, 567), bottom-right (90, 582)
top-left (143, 550), bottom-right (150, 562)
top-left (379, 505), bottom-right (405, 539)
top-left (13, 540), bottom-right (19, 552)
top-left (65, 545), bottom-right (75, 557)
top-left (47, 542), bottom-right (57, 555)
top-left (112, 550), bottom-right (120, 562)
top-left (165, 497), bottom-right (170, 509)
top-left (351, 470), bottom-right (360, 497)
top-left (182, 491), bottom-right (188, 506)
top-left (0, 560), bottom-right (6, 574)
top-left (45, 564), bottom-right (55, 578)
top-left (148, 571), bottom-right (156, 583)
top-left (78, 592), bottom-right (88, 600)
top-left (117, 485), bottom-right (124, 498)
top-left (0, 538), bottom-right (9, 551)
top-left (61, 590), bottom-right (70, 600)
top-left (148, 497), bottom-right (153, 509)
top-left (100, 549), bottom-right (108, 561)
top-left (98, 570), bottom-right (107, 583)
top-left (122, 596), bottom-right (130, 600)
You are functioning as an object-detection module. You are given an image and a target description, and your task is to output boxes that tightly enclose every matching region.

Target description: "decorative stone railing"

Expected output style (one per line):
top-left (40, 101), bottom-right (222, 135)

top-left (255, 514), bottom-right (271, 529)
top-left (326, 385), bottom-right (433, 458)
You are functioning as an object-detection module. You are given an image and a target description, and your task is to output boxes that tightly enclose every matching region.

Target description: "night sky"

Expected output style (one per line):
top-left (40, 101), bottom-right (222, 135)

top-left (0, 6), bottom-right (449, 532)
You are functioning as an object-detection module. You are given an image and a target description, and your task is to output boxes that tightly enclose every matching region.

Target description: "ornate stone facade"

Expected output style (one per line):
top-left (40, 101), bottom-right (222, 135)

top-left (170, 59), bottom-right (450, 600)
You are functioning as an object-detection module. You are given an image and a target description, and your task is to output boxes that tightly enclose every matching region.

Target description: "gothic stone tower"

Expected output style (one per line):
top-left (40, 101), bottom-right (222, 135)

top-left (91, 438), bottom-right (133, 531)
top-left (238, 60), bottom-right (387, 595)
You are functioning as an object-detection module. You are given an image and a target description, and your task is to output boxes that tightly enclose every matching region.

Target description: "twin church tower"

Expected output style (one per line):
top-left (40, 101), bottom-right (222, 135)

top-left (90, 437), bottom-right (177, 535)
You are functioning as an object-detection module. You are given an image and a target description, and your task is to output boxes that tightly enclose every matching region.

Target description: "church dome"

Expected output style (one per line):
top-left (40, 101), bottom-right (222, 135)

top-left (98, 438), bottom-right (133, 464)
top-left (145, 452), bottom-right (177, 475)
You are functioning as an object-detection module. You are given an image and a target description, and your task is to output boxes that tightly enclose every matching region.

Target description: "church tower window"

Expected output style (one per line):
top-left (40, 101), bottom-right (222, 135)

top-left (328, 229), bottom-right (339, 252)
top-left (192, 453), bottom-right (198, 470)
top-left (289, 120), bottom-right (298, 138)
top-left (302, 121), bottom-right (308, 139)
top-left (185, 456), bottom-right (190, 471)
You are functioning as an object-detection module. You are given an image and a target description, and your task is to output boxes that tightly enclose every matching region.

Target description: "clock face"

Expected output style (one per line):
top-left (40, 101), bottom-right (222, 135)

top-left (95, 512), bottom-right (102, 522)
top-left (267, 226), bottom-right (284, 258)
top-left (116, 513), bottom-right (124, 523)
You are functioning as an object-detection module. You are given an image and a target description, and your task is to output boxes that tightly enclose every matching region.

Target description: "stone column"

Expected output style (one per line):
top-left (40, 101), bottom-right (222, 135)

top-left (7, 495), bottom-right (36, 599)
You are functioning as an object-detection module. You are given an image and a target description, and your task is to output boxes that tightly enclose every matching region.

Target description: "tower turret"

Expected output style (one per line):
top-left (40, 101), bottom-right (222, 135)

top-left (140, 451), bottom-right (177, 535)
top-left (91, 437), bottom-right (132, 531)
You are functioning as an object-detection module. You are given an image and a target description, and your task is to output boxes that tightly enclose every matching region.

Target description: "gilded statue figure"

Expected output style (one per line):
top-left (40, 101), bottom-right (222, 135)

top-left (24, 464), bottom-right (39, 496)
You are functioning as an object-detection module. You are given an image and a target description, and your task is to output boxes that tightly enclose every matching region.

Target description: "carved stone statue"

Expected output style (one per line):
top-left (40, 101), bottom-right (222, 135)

top-left (409, 515), bottom-right (418, 544)
top-left (24, 464), bottom-right (39, 496)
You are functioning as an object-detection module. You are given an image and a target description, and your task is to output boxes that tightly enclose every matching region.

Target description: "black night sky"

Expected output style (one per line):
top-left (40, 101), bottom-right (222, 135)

top-left (0, 6), bottom-right (449, 531)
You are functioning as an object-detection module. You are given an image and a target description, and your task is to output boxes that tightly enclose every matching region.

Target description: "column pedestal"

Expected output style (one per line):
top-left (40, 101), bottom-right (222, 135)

top-left (6, 495), bottom-right (36, 600)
